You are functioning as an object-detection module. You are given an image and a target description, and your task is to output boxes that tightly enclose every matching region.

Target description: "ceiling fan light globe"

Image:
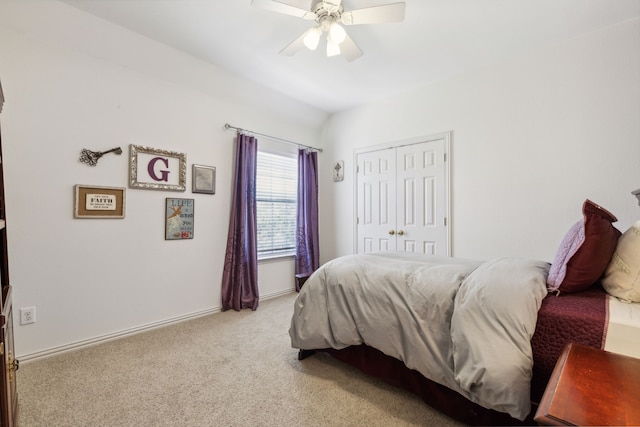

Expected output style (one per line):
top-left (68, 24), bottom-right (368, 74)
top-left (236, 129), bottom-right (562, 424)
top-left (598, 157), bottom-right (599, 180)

top-left (303, 27), bottom-right (322, 50)
top-left (329, 22), bottom-right (346, 45)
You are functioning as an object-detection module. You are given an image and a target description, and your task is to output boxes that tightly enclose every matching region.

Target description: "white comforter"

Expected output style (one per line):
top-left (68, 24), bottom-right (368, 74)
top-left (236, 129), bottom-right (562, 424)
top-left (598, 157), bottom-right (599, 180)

top-left (289, 253), bottom-right (549, 420)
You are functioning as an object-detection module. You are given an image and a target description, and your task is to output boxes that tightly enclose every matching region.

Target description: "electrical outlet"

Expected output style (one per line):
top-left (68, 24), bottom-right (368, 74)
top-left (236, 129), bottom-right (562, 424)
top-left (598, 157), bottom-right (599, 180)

top-left (20, 307), bottom-right (36, 325)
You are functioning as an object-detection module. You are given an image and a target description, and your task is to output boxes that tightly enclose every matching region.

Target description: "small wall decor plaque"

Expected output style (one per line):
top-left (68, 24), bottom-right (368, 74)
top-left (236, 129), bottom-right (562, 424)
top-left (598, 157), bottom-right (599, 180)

top-left (74, 185), bottom-right (125, 218)
top-left (165, 198), bottom-right (194, 240)
top-left (192, 164), bottom-right (216, 194)
top-left (333, 160), bottom-right (344, 182)
top-left (129, 145), bottom-right (187, 191)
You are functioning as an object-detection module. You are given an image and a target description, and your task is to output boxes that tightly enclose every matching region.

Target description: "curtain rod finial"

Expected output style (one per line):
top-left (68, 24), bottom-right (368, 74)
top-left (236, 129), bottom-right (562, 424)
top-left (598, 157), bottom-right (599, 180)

top-left (632, 188), bottom-right (640, 206)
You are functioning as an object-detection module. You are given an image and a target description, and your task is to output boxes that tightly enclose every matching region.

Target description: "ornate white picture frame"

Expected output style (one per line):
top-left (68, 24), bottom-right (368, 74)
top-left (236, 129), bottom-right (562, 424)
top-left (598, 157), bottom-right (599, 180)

top-left (129, 144), bottom-right (187, 191)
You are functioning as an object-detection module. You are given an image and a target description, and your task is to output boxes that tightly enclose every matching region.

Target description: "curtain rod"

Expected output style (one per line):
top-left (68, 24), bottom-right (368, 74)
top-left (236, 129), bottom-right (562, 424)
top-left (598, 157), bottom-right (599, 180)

top-left (224, 123), bottom-right (323, 153)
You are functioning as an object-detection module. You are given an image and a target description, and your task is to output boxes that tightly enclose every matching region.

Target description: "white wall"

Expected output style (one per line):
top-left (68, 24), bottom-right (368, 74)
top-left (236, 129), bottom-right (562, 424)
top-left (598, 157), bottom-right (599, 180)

top-left (0, 1), bottom-right (327, 359)
top-left (321, 18), bottom-right (640, 263)
top-left (2, 1), bottom-right (638, 360)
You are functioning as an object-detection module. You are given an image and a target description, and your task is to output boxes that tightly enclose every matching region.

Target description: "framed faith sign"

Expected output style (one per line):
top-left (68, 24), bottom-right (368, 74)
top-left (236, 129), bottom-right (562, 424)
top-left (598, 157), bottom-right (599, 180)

top-left (74, 185), bottom-right (126, 218)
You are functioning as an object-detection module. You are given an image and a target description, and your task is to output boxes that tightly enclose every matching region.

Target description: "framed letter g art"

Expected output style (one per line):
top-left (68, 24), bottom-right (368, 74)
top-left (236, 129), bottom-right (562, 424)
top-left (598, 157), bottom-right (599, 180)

top-left (129, 144), bottom-right (187, 191)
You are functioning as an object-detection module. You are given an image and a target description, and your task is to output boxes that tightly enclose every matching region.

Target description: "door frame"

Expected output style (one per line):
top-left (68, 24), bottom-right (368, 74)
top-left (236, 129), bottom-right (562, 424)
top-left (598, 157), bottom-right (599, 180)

top-left (353, 131), bottom-right (452, 255)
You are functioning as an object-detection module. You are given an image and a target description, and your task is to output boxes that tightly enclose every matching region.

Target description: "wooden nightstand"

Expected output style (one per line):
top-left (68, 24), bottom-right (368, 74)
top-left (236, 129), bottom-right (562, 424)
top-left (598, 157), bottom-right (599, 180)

top-left (534, 342), bottom-right (640, 426)
top-left (295, 273), bottom-right (310, 291)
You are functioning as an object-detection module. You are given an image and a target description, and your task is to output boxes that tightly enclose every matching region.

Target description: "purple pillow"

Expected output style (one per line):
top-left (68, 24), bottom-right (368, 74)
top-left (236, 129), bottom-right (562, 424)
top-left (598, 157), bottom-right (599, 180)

top-left (547, 200), bottom-right (621, 293)
top-left (547, 220), bottom-right (584, 289)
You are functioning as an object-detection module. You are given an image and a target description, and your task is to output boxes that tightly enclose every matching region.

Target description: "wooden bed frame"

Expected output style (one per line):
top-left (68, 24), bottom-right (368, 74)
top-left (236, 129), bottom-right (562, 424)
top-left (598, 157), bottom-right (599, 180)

top-left (299, 346), bottom-right (531, 425)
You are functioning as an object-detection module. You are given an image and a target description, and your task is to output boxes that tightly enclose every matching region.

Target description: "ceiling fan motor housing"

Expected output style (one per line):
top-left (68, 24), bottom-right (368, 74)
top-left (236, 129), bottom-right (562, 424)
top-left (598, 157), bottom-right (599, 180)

top-left (311, 0), bottom-right (344, 28)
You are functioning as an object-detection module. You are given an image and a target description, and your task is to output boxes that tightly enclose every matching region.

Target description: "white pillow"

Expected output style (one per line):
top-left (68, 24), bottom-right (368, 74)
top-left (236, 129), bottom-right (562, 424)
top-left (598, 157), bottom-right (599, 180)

top-left (602, 220), bottom-right (640, 303)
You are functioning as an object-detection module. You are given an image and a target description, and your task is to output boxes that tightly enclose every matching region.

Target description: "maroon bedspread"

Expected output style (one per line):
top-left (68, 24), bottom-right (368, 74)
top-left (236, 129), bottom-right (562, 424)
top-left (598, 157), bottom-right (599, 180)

top-left (530, 285), bottom-right (608, 401)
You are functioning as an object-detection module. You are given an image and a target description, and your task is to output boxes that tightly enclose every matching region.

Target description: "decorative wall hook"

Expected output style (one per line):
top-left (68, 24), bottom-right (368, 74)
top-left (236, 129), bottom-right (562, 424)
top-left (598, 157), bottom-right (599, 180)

top-left (333, 160), bottom-right (344, 182)
top-left (79, 147), bottom-right (123, 167)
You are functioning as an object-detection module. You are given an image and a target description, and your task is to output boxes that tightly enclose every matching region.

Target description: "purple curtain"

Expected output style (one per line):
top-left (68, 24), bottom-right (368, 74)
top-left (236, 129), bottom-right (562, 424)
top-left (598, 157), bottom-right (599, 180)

top-left (221, 133), bottom-right (259, 311)
top-left (295, 149), bottom-right (319, 291)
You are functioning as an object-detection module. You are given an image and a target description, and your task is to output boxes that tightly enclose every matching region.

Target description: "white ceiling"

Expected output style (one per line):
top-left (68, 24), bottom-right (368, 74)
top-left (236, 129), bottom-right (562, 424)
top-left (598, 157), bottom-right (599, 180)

top-left (59, 0), bottom-right (640, 113)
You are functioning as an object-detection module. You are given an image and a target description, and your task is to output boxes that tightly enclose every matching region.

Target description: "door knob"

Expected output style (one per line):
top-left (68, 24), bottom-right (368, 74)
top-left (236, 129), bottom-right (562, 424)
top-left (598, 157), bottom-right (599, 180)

top-left (388, 230), bottom-right (395, 235)
top-left (397, 230), bottom-right (405, 236)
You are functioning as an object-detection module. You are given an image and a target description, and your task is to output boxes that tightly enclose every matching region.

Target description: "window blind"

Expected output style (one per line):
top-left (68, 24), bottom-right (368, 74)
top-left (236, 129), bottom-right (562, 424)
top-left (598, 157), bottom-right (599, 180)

top-left (256, 151), bottom-right (297, 257)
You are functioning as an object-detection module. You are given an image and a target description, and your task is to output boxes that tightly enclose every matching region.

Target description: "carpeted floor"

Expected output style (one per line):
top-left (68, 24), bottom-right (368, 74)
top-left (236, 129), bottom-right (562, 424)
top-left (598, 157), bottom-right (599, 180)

top-left (16, 292), bottom-right (463, 426)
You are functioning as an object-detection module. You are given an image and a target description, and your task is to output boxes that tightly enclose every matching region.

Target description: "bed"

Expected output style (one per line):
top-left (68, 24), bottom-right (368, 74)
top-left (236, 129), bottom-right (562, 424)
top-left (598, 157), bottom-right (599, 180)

top-left (288, 201), bottom-right (640, 425)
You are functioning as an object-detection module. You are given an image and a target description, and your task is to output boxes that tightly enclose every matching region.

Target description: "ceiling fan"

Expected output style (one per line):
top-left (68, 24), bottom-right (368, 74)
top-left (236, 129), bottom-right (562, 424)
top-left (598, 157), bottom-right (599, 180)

top-left (251, 0), bottom-right (406, 62)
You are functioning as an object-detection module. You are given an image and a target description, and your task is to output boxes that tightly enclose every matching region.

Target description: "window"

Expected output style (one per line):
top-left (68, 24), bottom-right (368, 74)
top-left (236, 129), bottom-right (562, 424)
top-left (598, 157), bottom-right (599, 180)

top-left (256, 150), bottom-right (297, 258)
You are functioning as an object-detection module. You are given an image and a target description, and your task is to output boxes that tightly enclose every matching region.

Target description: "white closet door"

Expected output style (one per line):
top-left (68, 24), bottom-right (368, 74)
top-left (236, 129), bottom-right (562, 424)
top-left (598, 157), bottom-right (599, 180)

top-left (356, 148), bottom-right (397, 253)
top-left (356, 137), bottom-right (449, 255)
top-left (396, 139), bottom-right (447, 255)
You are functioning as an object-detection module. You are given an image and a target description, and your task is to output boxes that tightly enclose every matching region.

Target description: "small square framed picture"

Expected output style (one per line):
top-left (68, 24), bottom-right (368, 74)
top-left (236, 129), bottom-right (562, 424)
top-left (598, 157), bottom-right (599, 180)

top-left (192, 164), bottom-right (216, 194)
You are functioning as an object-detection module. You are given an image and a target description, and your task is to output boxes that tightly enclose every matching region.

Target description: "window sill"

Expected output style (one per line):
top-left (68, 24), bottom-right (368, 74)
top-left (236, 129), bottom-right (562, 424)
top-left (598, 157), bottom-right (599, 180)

top-left (258, 253), bottom-right (295, 263)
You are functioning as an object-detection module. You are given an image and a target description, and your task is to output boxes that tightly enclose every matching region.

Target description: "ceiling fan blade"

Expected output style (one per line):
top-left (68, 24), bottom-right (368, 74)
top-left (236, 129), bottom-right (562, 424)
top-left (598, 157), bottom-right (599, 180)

top-left (251, 0), bottom-right (316, 20)
top-left (279, 28), bottom-right (314, 56)
top-left (324, 0), bottom-right (343, 10)
top-left (341, 2), bottom-right (406, 25)
top-left (340, 33), bottom-right (363, 62)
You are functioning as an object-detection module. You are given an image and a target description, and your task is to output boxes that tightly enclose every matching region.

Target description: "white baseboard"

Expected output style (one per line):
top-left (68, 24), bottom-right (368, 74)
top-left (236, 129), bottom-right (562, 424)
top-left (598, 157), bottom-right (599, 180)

top-left (18, 289), bottom-right (296, 362)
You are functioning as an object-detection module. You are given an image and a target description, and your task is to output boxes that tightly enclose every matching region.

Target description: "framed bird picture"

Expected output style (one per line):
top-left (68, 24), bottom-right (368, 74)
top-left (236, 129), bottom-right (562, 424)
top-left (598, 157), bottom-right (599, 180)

top-left (165, 198), bottom-right (194, 240)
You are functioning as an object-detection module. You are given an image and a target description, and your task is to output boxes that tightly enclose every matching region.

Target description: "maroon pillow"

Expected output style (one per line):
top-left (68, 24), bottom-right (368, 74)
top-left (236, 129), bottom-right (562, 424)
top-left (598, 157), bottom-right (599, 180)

top-left (552, 199), bottom-right (621, 293)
